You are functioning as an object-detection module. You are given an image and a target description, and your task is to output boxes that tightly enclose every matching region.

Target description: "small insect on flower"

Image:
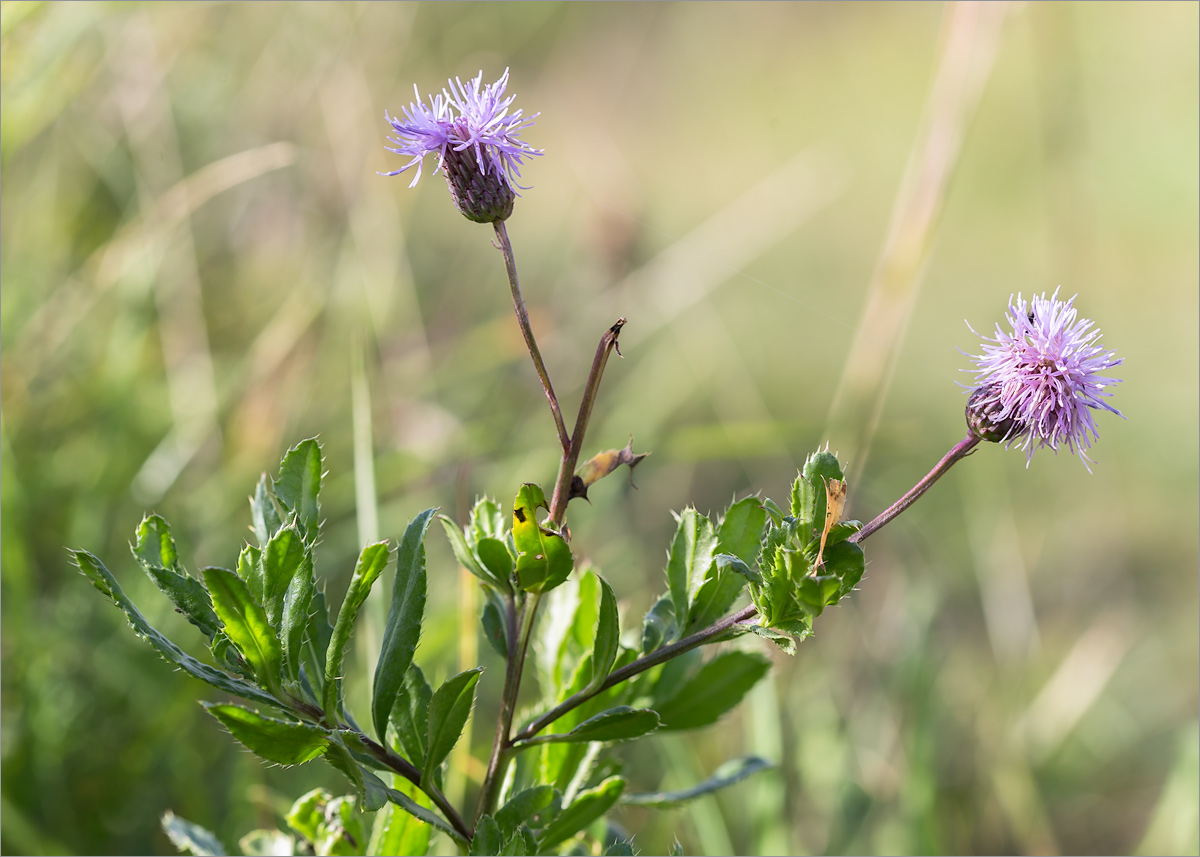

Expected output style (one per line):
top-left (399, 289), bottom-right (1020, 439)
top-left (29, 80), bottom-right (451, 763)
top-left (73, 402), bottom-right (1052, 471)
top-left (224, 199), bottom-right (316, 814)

top-left (965, 289), bottom-right (1123, 470)
top-left (381, 68), bottom-right (544, 223)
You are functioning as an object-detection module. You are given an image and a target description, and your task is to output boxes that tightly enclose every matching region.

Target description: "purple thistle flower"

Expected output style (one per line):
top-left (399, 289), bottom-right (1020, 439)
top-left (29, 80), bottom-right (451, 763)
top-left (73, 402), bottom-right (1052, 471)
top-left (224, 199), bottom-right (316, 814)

top-left (381, 68), bottom-right (543, 222)
top-left (965, 289), bottom-right (1123, 470)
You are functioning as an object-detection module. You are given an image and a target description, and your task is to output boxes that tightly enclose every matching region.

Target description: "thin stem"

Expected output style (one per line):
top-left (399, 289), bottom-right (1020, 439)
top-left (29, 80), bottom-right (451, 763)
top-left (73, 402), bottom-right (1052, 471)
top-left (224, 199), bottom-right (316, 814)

top-left (475, 592), bottom-right (541, 822)
top-left (493, 221), bottom-right (569, 451)
top-left (850, 433), bottom-right (980, 544)
top-left (512, 604), bottom-right (759, 745)
top-left (356, 732), bottom-right (473, 844)
top-left (549, 318), bottom-right (626, 525)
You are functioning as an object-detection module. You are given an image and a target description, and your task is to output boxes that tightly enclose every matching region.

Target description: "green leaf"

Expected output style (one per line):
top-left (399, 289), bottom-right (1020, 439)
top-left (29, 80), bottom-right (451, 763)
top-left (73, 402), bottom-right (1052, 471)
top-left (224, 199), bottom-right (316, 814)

top-left (237, 829), bottom-right (294, 856)
top-left (422, 667), bottom-right (482, 784)
top-left (561, 707), bottom-right (660, 743)
top-left (323, 741), bottom-right (389, 813)
top-left (590, 575), bottom-right (620, 688)
top-left (476, 538), bottom-right (514, 587)
top-left (388, 663), bottom-right (432, 768)
top-left (372, 509), bottom-right (434, 744)
top-left (622, 756), bottom-right (772, 807)
top-left (481, 592), bottom-right (509, 660)
top-left (274, 438), bottom-right (323, 540)
top-left (313, 794), bottom-right (365, 857)
top-left (538, 776), bottom-right (625, 850)
top-left (470, 816), bottom-right (502, 857)
top-left (665, 509), bottom-right (717, 641)
top-left (285, 788), bottom-right (329, 843)
top-left (324, 541), bottom-right (391, 716)
top-left (73, 551), bottom-right (281, 708)
top-left (251, 474), bottom-right (284, 548)
top-left (202, 702), bottom-right (330, 765)
top-left (204, 566), bottom-right (285, 698)
top-left (495, 786), bottom-right (555, 840)
top-left (501, 826), bottom-right (537, 856)
top-left (236, 543), bottom-right (265, 605)
top-left (438, 515), bottom-right (510, 593)
top-left (303, 588), bottom-right (334, 695)
top-left (793, 449), bottom-right (845, 531)
top-left (654, 651), bottom-right (771, 731)
top-left (641, 592), bottom-right (676, 655)
top-left (748, 624), bottom-right (799, 655)
top-left (512, 484), bottom-right (573, 593)
top-left (367, 781), bottom-right (432, 857)
top-left (261, 525), bottom-right (309, 630)
top-left (716, 496), bottom-right (767, 565)
top-left (161, 811), bottom-right (227, 856)
top-left (683, 564), bottom-right (745, 638)
top-left (132, 515), bottom-right (222, 640)
top-left (281, 553), bottom-right (316, 685)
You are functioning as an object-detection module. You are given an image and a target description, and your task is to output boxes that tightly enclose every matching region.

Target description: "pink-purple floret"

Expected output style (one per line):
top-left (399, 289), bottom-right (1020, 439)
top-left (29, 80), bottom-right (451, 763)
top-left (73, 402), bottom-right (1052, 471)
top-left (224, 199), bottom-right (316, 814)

top-left (382, 68), bottom-right (543, 190)
top-left (967, 289), bottom-right (1123, 470)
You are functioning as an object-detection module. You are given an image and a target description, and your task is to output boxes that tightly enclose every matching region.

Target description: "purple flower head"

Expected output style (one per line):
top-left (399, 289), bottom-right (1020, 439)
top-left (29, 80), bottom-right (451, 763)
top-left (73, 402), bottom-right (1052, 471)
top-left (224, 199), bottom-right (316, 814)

top-left (381, 69), bottom-right (543, 222)
top-left (965, 289), bottom-right (1123, 470)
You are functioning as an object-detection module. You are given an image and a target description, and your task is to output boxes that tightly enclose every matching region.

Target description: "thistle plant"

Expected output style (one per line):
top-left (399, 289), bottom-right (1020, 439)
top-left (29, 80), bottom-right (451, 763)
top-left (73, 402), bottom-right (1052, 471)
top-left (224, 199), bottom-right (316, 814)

top-left (74, 70), bottom-right (1124, 857)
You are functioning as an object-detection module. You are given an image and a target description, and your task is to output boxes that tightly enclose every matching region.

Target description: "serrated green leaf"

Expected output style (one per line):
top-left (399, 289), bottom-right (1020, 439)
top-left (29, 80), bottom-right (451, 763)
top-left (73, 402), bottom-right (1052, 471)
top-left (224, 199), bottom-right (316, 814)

top-left (470, 816), bottom-right (502, 857)
top-left (715, 552), bottom-right (761, 585)
top-left (641, 592), bottom-right (676, 655)
top-left (561, 707), bottom-right (660, 743)
top-left (748, 624), bottom-right (799, 655)
top-left (73, 551), bottom-right (281, 709)
top-left (538, 776), bottom-right (625, 850)
top-left (622, 756), bottom-right (772, 807)
top-left (717, 497), bottom-right (767, 565)
top-left (422, 667), bottom-right (482, 784)
top-left (367, 780), bottom-right (431, 857)
top-left (795, 450), bottom-right (845, 532)
top-left (683, 565), bottom-right (745, 638)
top-left (388, 663), bottom-right (432, 768)
top-left (439, 515), bottom-right (509, 593)
top-left (495, 786), bottom-right (555, 840)
top-left (261, 526), bottom-right (308, 630)
top-left (203, 566), bottom-right (284, 698)
top-left (252, 474), bottom-right (285, 548)
top-left (236, 543), bottom-right (265, 605)
top-left (203, 702), bottom-right (330, 765)
top-left (501, 826), bottom-right (537, 856)
top-left (132, 515), bottom-right (222, 640)
top-left (324, 541), bottom-right (391, 716)
top-left (274, 438), bottom-right (323, 540)
top-left (373, 510), bottom-right (434, 744)
top-left (323, 741), bottom-right (390, 813)
top-left (654, 651), bottom-right (771, 731)
top-left (162, 811), bottom-right (227, 857)
top-left (665, 509), bottom-right (717, 641)
top-left (281, 553), bottom-right (315, 685)
top-left (512, 484), bottom-right (573, 593)
top-left (590, 575), bottom-right (620, 688)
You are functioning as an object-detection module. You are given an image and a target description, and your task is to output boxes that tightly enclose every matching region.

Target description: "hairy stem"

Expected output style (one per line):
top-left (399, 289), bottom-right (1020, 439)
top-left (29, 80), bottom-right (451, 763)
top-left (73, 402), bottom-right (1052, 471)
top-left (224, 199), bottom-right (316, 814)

top-left (512, 604), bottom-right (759, 744)
top-left (494, 221), bottom-right (569, 451)
top-left (850, 433), bottom-right (980, 544)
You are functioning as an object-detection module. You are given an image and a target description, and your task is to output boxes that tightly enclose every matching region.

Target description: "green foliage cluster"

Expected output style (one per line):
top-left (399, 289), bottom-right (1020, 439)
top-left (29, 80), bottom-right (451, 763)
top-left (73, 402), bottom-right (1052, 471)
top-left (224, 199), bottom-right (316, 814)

top-left (76, 440), bottom-right (866, 855)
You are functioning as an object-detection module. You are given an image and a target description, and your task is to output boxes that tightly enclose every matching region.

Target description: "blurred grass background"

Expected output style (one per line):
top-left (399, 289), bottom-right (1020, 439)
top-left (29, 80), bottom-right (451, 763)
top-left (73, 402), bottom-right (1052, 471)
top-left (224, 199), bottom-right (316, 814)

top-left (2, 1), bottom-right (1197, 854)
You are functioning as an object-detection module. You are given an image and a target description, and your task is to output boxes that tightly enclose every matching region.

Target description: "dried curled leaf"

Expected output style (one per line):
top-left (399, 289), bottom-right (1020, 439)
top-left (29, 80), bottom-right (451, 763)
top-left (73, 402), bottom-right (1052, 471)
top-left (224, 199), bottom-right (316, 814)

top-left (814, 478), bottom-right (847, 570)
top-left (570, 435), bottom-right (650, 501)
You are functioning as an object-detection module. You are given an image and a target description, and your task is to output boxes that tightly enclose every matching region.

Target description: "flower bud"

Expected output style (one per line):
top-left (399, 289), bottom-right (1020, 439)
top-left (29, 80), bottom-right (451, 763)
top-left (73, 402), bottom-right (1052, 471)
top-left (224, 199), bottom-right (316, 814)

top-left (965, 384), bottom-right (1023, 443)
top-left (442, 147), bottom-right (515, 223)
